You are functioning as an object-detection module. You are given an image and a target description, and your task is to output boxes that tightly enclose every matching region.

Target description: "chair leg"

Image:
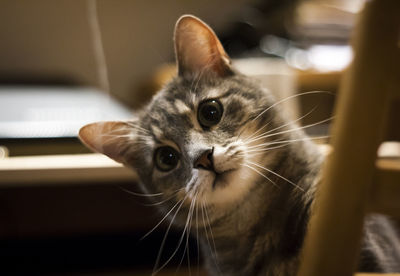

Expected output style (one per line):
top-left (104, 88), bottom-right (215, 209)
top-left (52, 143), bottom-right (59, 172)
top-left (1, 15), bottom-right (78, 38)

top-left (297, 0), bottom-right (400, 275)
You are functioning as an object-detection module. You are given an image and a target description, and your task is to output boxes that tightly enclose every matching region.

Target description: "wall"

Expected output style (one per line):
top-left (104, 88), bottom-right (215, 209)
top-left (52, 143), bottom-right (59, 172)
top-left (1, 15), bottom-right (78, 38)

top-left (0, 0), bottom-right (254, 108)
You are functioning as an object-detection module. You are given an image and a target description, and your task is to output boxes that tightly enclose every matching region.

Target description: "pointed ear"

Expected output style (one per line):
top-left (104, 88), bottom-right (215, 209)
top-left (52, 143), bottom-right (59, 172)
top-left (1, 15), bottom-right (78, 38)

top-left (174, 15), bottom-right (233, 78)
top-left (79, 121), bottom-right (134, 163)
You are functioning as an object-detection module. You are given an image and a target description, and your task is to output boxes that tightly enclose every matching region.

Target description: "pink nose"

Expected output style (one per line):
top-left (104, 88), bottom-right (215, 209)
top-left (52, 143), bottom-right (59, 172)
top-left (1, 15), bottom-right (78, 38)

top-left (194, 149), bottom-right (214, 170)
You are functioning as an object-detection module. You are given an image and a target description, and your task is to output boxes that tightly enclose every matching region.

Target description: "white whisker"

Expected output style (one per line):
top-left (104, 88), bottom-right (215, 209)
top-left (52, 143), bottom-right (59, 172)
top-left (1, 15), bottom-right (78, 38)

top-left (153, 193), bottom-right (196, 275)
top-left (243, 106), bottom-right (318, 144)
top-left (152, 194), bottom-right (188, 276)
top-left (195, 198), bottom-right (200, 276)
top-left (141, 194), bottom-right (185, 241)
top-left (246, 161), bottom-right (304, 192)
top-left (251, 91), bottom-right (333, 123)
top-left (118, 186), bottom-right (164, 197)
top-left (201, 201), bottom-right (221, 275)
top-left (245, 117), bottom-right (333, 145)
top-left (243, 164), bottom-right (279, 188)
top-left (246, 135), bottom-right (330, 150)
top-left (144, 188), bottom-right (185, 207)
top-left (244, 142), bottom-right (291, 154)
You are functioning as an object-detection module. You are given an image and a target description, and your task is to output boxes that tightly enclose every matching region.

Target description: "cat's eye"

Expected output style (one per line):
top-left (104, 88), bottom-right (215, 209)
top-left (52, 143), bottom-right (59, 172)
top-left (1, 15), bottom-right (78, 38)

top-left (154, 146), bottom-right (180, 172)
top-left (197, 99), bottom-right (223, 129)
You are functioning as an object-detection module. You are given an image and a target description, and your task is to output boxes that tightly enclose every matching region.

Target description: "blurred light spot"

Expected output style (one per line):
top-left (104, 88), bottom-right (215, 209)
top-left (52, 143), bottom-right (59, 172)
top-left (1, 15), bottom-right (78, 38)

top-left (307, 44), bottom-right (353, 72)
top-left (260, 35), bottom-right (289, 57)
top-left (285, 48), bottom-right (311, 70)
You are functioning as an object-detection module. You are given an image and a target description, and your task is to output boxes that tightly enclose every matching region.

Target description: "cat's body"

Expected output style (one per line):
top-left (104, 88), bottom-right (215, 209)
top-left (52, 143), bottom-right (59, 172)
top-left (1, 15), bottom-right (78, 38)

top-left (79, 15), bottom-right (400, 275)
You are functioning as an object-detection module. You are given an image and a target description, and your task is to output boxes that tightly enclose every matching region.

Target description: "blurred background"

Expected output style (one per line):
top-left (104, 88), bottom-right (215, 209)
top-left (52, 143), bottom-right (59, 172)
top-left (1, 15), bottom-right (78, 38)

top-left (0, 0), bottom-right (398, 275)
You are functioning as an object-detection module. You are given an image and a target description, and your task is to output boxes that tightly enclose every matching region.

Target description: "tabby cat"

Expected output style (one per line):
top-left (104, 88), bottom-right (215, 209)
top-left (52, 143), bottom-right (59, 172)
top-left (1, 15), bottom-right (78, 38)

top-left (79, 15), bottom-right (400, 275)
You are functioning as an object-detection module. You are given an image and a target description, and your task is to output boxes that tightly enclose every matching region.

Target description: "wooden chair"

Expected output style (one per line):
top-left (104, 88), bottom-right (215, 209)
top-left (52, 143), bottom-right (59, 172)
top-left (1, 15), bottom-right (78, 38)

top-left (297, 0), bottom-right (400, 275)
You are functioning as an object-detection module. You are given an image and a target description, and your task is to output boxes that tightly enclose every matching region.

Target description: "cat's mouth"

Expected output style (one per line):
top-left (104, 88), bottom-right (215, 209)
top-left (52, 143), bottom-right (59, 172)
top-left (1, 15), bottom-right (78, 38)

top-left (212, 169), bottom-right (236, 189)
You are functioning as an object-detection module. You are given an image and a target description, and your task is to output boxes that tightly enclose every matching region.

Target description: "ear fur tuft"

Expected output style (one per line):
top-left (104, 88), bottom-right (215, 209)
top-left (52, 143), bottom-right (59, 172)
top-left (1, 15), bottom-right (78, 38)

top-left (79, 121), bottom-right (132, 163)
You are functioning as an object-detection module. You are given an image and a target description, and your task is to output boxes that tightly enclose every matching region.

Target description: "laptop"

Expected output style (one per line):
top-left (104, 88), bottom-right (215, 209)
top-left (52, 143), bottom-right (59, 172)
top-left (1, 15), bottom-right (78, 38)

top-left (0, 86), bottom-right (132, 156)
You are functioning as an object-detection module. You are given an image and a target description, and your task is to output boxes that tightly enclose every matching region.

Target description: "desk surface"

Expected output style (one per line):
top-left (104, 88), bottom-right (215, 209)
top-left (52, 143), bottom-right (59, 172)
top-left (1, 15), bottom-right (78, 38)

top-left (0, 153), bottom-right (137, 187)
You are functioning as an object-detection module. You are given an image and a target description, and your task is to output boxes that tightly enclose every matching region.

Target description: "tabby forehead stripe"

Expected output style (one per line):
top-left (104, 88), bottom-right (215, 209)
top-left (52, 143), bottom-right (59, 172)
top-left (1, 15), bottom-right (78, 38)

top-left (174, 99), bottom-right (191, 114)
top-left (151, 124), bottom-right (163, 140)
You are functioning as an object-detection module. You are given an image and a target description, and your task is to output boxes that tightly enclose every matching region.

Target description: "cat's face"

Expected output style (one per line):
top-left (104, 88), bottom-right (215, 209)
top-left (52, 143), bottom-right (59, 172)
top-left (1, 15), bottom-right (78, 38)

top-left (79, 15), bottom-right (282, 221)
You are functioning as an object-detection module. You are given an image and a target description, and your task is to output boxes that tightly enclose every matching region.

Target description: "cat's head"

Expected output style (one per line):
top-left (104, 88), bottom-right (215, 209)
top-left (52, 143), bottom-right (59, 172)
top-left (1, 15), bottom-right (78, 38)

top-left (79, 15), bottom-right (287, 221)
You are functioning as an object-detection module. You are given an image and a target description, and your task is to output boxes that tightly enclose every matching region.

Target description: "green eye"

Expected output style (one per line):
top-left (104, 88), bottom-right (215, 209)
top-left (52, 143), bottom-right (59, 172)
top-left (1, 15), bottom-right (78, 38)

top-left (154, 146), bottom-right (180, 172)
top-left (197, 99), bottom-right (223, 129)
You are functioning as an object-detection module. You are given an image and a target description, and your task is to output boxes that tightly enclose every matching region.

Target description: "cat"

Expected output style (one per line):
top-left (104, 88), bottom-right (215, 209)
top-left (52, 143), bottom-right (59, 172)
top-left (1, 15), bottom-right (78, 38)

top-left (79, 15), bottom-right (400, 275)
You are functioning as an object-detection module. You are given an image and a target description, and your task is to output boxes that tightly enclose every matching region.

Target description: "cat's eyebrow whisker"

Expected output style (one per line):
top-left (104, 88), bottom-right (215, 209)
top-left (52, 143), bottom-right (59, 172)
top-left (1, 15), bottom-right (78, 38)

top-left (239, 118), bottom-right (274, 143)
top-left (152, 194), bottom-right (188, 276)
top-left (243, 163), bottom-right (279, 189)
top-left (243, 106), bottom-right (318, 145)
top-left (246, 135), bottom-right (330, 150)
top-left (241, 91), bottom-right (330, 144)
top-left (246, 160), bottom-right (304, 192)
top-left (236, 106), bottom-right (270, 139)
top-left (251, 90), bottom-right (333, 123)
top-left (244, 116), bottom-right (333, 146)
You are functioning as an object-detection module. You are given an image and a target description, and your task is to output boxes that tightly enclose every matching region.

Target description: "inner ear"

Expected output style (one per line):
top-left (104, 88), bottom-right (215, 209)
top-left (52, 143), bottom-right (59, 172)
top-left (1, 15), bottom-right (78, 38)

top-left (79, 121), bottom-right (134, 163)
top-left (174, 15), bottom-right (233, 78)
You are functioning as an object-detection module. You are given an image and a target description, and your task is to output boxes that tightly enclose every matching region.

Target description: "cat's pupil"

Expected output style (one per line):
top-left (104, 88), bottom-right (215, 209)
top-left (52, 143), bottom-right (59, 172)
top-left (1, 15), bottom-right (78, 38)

top-left (198, 99), bottom-right (223, 129)
top-left (154, 146), bottom-right (179, 172)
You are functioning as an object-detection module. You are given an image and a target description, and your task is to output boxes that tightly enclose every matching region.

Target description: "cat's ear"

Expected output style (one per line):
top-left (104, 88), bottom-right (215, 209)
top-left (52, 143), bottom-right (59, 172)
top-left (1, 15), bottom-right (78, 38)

top-left (79, 121), bottom-right (133, 163)
top-left (174, 15), bottom-right (233, 78)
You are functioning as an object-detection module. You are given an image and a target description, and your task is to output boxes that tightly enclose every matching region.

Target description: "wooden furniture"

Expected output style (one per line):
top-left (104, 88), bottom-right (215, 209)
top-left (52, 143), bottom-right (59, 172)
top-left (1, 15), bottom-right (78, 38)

top-left (0, 153), bottom-right (136, 187)
top-left (297, 0), bottom-right (400, 275)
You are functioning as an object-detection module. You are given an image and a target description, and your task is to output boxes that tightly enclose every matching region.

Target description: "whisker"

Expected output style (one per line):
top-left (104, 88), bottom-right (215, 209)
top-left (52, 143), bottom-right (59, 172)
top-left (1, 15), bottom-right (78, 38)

top-left (176, 191), bottom-right (198, 276)
top-left (152, 194), bottom-right (188, 276)
top-left (203, 202), bottom-right (218, 259)
top-left (141, 194), bottom-right (185, 241)
top-left (118, 186), bottom-right (164, 197)
top-left (201, 201), bottom-right (221, 275)
top-left (186, 192), bottom-right (198, 276)
top-left (246, 135), bottom-right (330, 150)
top-left (243, 106), bottom-right (318, 145)
top-left (243, 164), bottom-right (279, 188)
top-left (238, 144), bottom-right (293, 160)
top-left (195, 197), bottom-right (200, 276)
top-left (251, 91), bottom-right (333, 123)
top-left (144, 188), bottom-right (186, 207)
top-left (246, 161), bottom-right (304, 192)
top-left (245, 116), bottom-right (333, 145)
top-left (237, 106), bottom-right (274, 141)
top-left (153, 193), bottom-right (196, 275)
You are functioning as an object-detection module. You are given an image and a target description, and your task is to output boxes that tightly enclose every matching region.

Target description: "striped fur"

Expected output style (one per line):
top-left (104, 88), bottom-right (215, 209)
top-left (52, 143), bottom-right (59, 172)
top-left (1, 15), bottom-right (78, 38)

top-left (79, 15), bottom-right (400, 275)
